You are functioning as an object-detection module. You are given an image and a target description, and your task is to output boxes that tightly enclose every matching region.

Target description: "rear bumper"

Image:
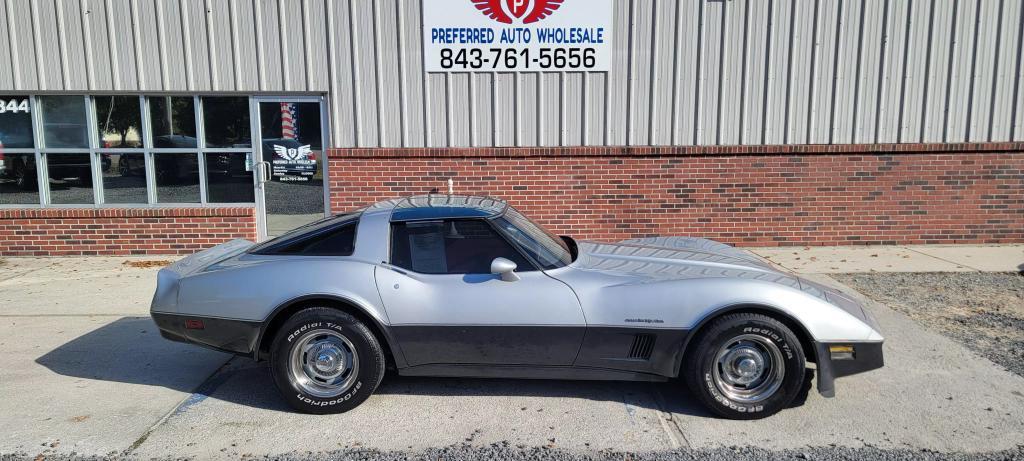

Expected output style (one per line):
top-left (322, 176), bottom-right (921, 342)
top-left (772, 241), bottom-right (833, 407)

top-left (814, 341), bottom-right (884, 397)
top-left (152, 311), bottom-right (261, 357)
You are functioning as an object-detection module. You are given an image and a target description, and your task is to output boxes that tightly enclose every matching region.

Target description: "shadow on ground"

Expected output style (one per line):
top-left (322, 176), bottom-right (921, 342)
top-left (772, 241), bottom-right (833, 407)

top-left (35, 316), bottom-right (814, 416)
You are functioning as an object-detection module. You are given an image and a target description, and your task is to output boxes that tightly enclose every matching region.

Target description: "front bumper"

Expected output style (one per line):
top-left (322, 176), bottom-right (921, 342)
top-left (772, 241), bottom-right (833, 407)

top-left (152, 311), bottom-right (261, 357)
top-left (814, 341), bottom-right (884, 397)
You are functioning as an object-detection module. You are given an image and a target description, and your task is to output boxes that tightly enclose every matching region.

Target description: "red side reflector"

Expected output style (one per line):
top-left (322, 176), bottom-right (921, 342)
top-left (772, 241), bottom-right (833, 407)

top-left (185, 319), bottom-right (205, 330)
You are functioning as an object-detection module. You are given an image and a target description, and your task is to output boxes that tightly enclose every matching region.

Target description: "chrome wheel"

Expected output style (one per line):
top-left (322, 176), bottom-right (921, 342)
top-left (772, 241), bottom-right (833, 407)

top-left (712, 334), bottom-right (785, 403)
top-left (288, 329), bottom-right (359, 398)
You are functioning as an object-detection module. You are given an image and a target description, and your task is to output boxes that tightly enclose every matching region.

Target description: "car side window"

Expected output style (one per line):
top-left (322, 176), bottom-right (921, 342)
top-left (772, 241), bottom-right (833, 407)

top-left (256, 221), bottom-right (357, 256)
top-left (390, 219), bottom-right (533, 274)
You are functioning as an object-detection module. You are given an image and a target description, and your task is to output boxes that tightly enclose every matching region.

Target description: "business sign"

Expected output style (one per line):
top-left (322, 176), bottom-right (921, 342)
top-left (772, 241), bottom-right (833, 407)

top-left (423, 0), bottom-right (613, 72)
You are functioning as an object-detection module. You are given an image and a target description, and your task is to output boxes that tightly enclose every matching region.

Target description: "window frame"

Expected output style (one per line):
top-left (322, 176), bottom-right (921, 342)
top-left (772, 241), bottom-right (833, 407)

top-left (0, 94), bottom-right (259, 209)
top-left (387, 217), bottom-right (541, 275)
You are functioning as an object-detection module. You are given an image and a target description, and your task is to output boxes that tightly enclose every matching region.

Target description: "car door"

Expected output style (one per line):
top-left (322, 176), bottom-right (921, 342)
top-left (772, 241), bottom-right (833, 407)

top-left (375, 218), bottom-right (586, 367)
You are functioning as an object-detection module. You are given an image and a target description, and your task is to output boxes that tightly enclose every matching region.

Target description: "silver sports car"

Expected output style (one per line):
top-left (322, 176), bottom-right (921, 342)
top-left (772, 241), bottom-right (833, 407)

top-left (151, 195), bottom-right (883, 419)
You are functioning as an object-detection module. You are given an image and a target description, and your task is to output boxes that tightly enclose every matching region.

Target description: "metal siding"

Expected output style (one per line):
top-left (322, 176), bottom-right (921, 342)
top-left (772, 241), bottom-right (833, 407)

top-left (992, 0), bottom-right (1022, 141)
top-left (230, 0), bottom-right (260, 92)
top-left (564, 72), bottom-right (583, 146)
top-left (0, 0), bottom-right (12, 89)
top-left (109, 0), bottom-right (139, 90)
top-left (520, 73), bottom-right (544, 145)
top-left (493, 72), bottom-right (515, 146)
top-left (1, 0), bottom-right (1021, 148)
top-left (585, 72), bottom-right (606, 145)
top-left (763, 0), bottom-right (793, 145)
top-left (473, 72), bottom-right (493, 146)
top-left (449, 72), bottom-right (471, 147)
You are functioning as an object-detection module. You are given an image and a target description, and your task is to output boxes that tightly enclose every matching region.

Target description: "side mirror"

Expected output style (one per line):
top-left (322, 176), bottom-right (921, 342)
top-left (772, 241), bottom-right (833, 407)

top-left (490, 257), bottom-right (520, 282)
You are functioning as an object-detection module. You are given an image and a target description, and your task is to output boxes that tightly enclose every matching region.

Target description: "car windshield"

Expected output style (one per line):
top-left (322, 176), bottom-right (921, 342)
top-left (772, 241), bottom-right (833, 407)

top-left (491, 207), bottom-right (574, 270)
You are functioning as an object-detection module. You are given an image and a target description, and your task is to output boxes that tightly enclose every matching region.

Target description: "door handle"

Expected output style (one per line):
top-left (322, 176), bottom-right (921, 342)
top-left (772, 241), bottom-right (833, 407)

top-left (257, 161), bottom-right (271, 184)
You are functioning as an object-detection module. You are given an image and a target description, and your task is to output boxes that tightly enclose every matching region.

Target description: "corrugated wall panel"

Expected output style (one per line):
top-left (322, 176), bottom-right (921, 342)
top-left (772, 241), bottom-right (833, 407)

top-left (899, 0), bottom-right (932, 143)
top-left (0, 0), bottom-right (13, 89)
top-left (449, 73), bottom-right (471, 147)
top-left (493, 72), bottom-right (515, 146)
top-left (231, 0), bottom-right (260, 91)
top-left (7, 0), bottom-right (39, 90)
top-left (967, 0), bottom-right (1000, 142)
top-left (563, 72), bottom-right (584, 146)
top-left (326, 0), bottom-right (355, 147)
top-left (520, 72), bottom-right (544, 145)
top-left (763, 0), bottom-right (793, 144)
top-left (584, 72), bottom-right (606, 145)
top-left (108, 0), bottom-right (139, 91)
top-left (991, 0), bottom-right (1022, 141)
top-left (472, 73), bottom-right (493, 146)
top-left (2, 0), bottom-right (1022, 148)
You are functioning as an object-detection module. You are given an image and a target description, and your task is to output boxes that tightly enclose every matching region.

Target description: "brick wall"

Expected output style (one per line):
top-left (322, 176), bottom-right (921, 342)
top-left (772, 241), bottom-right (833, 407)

top-left (0, 207), bottom-right (257, 256)
top-left (327, 143), bottom-right (1023, 246)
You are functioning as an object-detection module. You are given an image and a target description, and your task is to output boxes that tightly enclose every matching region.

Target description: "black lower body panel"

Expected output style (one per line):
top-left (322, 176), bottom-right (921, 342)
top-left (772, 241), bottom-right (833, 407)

top-left (398, 363), bottom-right (668, 382)
top-left (151, 311), bottom-right (261, 356)
top-left (814, 341), bottom-right (884, 397)
top-left (390, 325), bottom-right (586, 367)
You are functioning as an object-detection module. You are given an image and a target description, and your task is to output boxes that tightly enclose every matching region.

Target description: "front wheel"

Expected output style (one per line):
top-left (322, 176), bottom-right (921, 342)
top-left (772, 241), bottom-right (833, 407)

top-left (269, 307), bottom-right (385, 414)
top-left (684, 313), bottom-right (806, 419)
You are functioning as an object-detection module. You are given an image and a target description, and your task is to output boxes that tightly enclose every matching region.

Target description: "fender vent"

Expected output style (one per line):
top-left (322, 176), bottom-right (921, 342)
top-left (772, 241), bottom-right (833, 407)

top-left (627, 334), bottom-right (656, 360)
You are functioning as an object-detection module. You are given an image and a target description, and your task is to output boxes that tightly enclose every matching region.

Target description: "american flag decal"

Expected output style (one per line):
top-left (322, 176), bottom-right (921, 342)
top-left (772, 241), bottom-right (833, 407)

top-left (280, 102), bottom-right (299, 140)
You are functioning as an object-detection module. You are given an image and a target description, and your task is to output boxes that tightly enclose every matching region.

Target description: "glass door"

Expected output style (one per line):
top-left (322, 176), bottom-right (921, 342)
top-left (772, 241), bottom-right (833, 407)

top-left (252, 97), bottom-right (328, 238)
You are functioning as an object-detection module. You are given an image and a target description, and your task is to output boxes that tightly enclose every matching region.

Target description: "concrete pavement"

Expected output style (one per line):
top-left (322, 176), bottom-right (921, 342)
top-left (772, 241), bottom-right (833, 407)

top-left (749, 244), bottom-right (1024, 273)
top-left (0, 245), bottom-right (1022, 459)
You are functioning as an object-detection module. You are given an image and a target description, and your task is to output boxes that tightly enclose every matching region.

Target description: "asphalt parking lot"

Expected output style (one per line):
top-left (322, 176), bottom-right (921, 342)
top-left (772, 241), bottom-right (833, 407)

top-left (1, 250), bottom-right (1023, 460)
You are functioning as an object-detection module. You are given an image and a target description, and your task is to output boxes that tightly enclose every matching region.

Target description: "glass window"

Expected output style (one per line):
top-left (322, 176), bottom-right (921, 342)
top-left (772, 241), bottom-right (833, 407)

top-left (154, 153), bottom-right (200, 203)
top-left (95, 96), bottom-right (143, 148)
top-left (492, 207), bottom-right (573, 269)
top-left (39, 96), bottom-right (89, 148)
top-left (149, 96), bottom-right (197, 148)
top-left (0, 96), bottom-right (34, 148)
top-left (203, 97), bottom-right (250, 147)
top-left (0, 153), bottom-right (40, 204)
top-left (102, 152), bottom-right (147, 204)
top-left (390, 219), bottom-right (533, 274)
top-left (205, 152), bottom-right (254, 203)
top-left (261, 221), bottom-right (357, 256)
top-left (46, 153), bottom-right (94, 205)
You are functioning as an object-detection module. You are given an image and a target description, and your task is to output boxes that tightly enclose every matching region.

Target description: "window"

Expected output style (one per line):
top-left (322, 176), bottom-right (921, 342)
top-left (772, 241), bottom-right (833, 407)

top-left (1, 95), bottom-right (266, 208)
top-left (492, 208), bottom-right (573, 269)
top-left (390, 219), bottom-right (533, 274)
top-left (0, 153), bottom-right (39, 205)
top-left (203, 97), bottom-right (251, 148)
top-left (154, 153), bottom-right (200, 203)
top-left (149, 96), bottom-right (197, 148)
top-left (205, 152), bottom-right (255, 203)
top-left (250, 213), bottom-right (359, 256)
top-left (38, 96), bottom-right (89, 148)
top-left (45, 153), bottom-right (94, 205)
top-left (101, 152), bottom-right (147, 204)
top-left (95, 96), bottom-right (143, 148)
top-left (0, 96), bottom-right (34, 148)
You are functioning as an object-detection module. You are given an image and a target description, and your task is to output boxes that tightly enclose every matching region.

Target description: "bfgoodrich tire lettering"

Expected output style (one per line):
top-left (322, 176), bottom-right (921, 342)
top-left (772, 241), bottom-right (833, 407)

top-left (684, 313), bottom-right (806, 420)
top-left (269, 307), bottom-right (385, 414)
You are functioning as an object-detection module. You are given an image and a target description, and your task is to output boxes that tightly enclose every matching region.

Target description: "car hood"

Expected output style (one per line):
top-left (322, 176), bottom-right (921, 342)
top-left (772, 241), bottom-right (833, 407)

top-left (570, 240), bottom-right (808, 293)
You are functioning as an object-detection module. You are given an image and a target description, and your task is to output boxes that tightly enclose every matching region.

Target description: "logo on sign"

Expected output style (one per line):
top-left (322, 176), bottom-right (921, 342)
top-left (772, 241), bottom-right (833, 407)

top-left (273, 144), bottom-right (312, 161)
top-left (471, 0), bottom-right (563, 24)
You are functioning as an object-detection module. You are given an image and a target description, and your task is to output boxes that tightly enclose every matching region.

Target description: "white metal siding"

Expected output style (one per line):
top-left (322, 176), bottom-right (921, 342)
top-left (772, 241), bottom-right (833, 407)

top-left (1, 0), bottom-right (1022, 148)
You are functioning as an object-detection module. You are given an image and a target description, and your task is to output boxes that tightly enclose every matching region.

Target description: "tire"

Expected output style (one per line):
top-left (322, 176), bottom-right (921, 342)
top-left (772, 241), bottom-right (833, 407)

top-left (269, 307), bottom-right (385, 414)
top-left (684, 313), bottom-right (805, 419)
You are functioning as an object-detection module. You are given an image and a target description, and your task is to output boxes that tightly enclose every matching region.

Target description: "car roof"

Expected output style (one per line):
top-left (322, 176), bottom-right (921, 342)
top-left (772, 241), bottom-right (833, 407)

top-left (366, 194), bottom-right (509, 222)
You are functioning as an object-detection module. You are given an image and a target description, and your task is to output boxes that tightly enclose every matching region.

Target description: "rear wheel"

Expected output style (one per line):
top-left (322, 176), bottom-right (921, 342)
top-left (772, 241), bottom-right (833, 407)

top-left (269, 307), bottom-right (385, 414)
top-left (684, 313), bottom-right (805, 419)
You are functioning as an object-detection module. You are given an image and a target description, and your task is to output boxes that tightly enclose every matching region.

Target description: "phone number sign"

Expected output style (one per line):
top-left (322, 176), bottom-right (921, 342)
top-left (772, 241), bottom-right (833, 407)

top-left (423, 0), bottom-right (613, 72)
